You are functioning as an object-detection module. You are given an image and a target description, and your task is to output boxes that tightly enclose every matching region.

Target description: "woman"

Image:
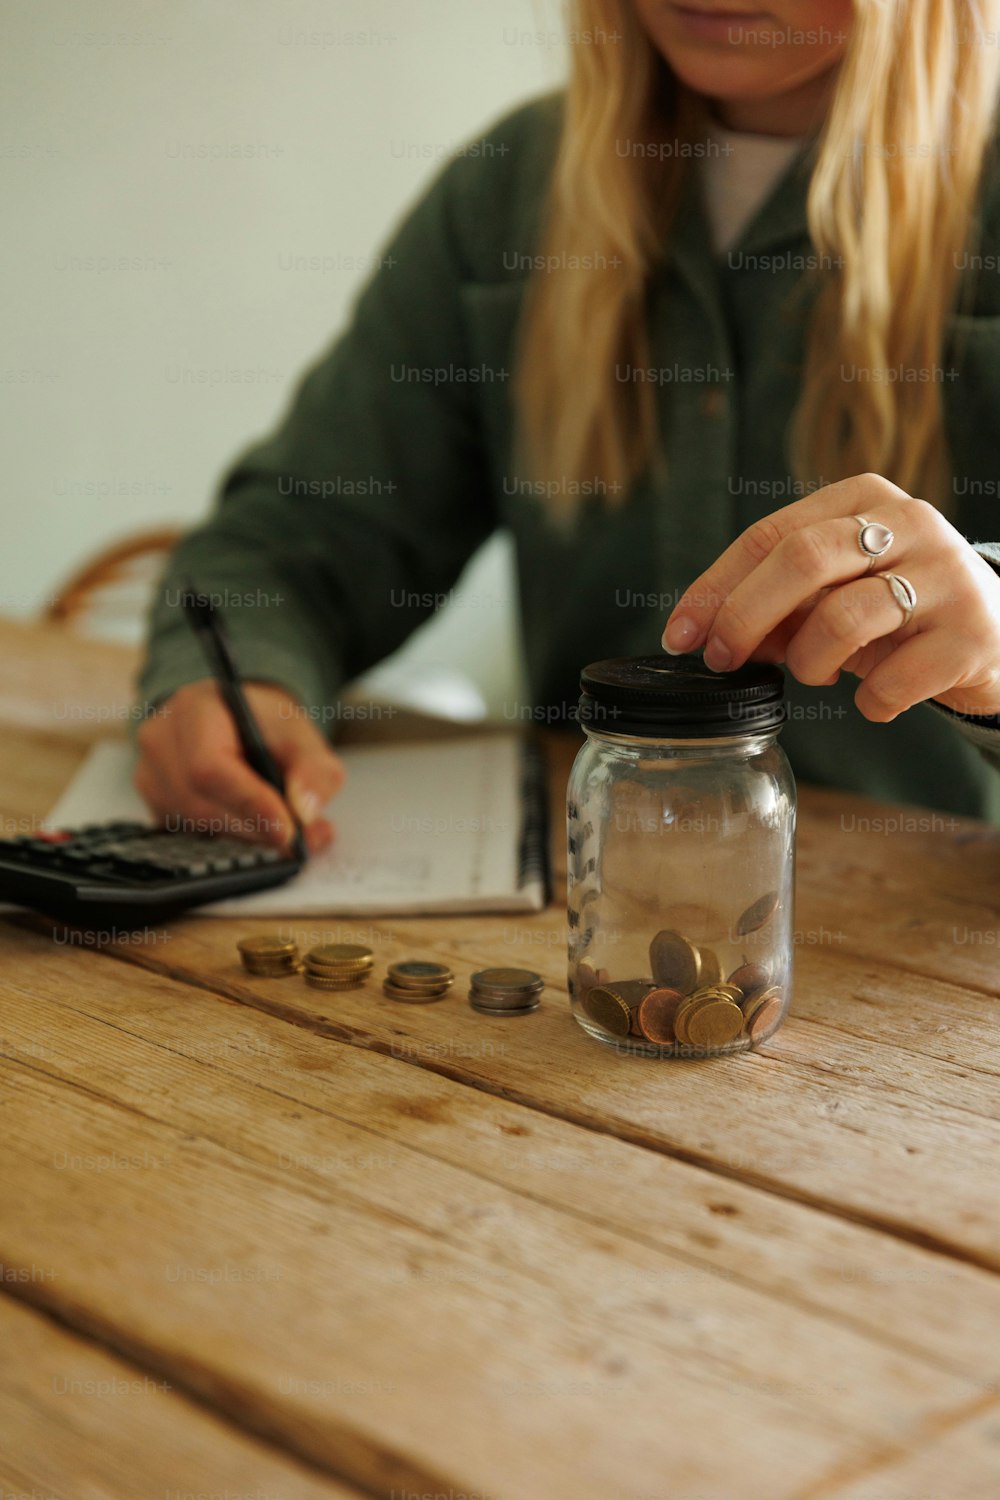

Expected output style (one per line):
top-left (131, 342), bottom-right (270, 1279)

top-left (136, 0), bottom-right (1000, 851)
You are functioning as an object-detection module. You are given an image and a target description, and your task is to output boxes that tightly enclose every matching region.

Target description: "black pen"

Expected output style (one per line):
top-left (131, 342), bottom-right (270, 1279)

top-left (181, 581), bottom-right (307, 863)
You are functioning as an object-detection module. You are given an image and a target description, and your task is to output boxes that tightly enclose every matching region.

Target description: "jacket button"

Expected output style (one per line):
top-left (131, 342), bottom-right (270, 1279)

top-left (701, 387), bottom-right (727, 418)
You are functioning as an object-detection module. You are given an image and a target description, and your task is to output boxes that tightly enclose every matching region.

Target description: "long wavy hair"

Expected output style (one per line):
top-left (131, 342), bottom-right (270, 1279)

top-left (514, 0), bottom-right (1000, 513)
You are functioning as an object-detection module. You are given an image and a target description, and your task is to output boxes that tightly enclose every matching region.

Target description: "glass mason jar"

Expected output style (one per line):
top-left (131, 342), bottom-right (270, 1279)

top-left (567, 655), bottom-right (796, 1057)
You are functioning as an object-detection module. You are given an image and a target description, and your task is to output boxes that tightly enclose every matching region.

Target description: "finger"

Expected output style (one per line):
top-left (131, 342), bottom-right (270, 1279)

top-left (304, 819), bottom-right (335, 856)
top-left (853, 630), bottom-right (961, 722)
top-left (699, 515), bottom-right (918, 673)
top-left (183, 748), bottom-right (298, 847)
top-left (133, 757), bottom-right (235, 836)
top-left (662, 475), bottom-right (914, 655)
top-left (269, 741), bottom-right (345, 828)
top-left (783, 574), bottom-right (919, 686)
top-left (169, 701), bottom-right (294, 846)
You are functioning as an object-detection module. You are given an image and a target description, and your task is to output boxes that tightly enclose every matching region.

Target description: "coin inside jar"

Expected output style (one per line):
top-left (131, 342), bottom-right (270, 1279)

top-left (735, 891), bottom-right (779, 936)
top-left (696, 946), bottom-right (722, 987)
top-left (580, 985), bottom-right (632, 1036)
top-left (683, 997), bottom-right (745, 1049)
top-left (576, 960), bottom-right (602, 993)
top-left (742, 985), bottom-right (784, 1038)
top-left (748, 995), bottom-right (784, 1040)
top-left (649, 929), bottom-right (701, 994)
top-left (601, 979), bottom-right (655, 1006)
top-left (713, 982), bottom-right (744, 1004)
top-left (727, 962), bottom-right (770, 1001)
top-left (636, 987), bottom-right (686, 1044)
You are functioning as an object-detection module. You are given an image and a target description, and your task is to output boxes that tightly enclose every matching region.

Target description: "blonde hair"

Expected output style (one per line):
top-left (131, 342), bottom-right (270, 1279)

top-left (514, 0), bottom-right (1000, 512)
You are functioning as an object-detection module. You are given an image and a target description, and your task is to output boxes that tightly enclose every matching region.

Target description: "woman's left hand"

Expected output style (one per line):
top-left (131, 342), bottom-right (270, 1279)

top-left (661, 473), bottom-right (1000, 721)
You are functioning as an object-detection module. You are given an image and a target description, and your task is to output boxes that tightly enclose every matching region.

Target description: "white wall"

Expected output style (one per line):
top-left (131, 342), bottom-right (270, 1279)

top-left (1, 0), bottom-right (565, 714)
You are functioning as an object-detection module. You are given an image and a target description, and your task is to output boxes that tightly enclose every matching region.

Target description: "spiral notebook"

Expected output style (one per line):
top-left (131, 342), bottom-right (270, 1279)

top-left (43, 732), bottom-right (550, 916)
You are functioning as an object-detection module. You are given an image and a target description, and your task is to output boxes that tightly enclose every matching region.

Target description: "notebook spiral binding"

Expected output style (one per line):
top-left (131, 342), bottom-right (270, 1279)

top-left (517, 738), bottom-right (553, 907)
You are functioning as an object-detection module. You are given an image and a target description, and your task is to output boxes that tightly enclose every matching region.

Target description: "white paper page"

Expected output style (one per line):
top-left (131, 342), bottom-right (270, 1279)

top-left (42, 733), bottom-right (543, 916)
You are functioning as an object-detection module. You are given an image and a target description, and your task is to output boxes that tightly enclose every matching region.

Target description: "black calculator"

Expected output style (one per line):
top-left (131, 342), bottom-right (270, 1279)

top-left (0, 821), bottom-right (305, 930)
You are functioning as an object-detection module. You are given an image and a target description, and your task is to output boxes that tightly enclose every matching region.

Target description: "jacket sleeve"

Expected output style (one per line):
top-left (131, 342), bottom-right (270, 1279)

top-left (137, 148), bottom-right (501, 719)
top-left (928, 542), bottom-right (1000, 776)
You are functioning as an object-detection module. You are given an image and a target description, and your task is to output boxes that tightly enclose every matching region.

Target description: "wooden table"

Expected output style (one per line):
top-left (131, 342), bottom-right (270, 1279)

top-left (1, 616), bottom-right (999, 1499)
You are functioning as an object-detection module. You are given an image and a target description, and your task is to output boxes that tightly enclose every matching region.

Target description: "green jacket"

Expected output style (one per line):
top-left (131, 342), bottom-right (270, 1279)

top-left (140, 94), bottom-right (1000, 820)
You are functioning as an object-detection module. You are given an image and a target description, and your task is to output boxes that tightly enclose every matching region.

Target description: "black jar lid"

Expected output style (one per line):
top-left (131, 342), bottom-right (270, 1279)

top-left (578, 654), bottom-right (786, 737)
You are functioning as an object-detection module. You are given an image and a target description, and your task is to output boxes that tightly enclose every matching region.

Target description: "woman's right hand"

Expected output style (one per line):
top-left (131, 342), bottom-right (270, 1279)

top-left (134, 679), bottom-right (345, 855)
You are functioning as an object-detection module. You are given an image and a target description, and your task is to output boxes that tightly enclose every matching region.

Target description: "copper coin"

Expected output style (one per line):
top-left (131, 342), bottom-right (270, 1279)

top-left (636, 987), bottom-right (686, 1044)
top-left (742, 984), bottom-right (783, 1031)
top-left (603, 979), bottom-right (656, 1005)
top-left (684, 998), bottom-right (745, 1050)
top-left (727, 962), bottom-right (770, 1001)
top-left (598, 979), bottom-right (656, 1037)
top-left (581, 986), bottom-right (632, 1037)
top-left (469, 994), bottom-right (540, 1015)
top-left (237, 935), bottom-right (297, 958)
top-left (305, 973), bottom-right (368, 990)
top-left (735, 891), bottom-right (779, 936)
top-left (576, 960), bottom-right (601, 994)
top-left (747, 992), bottom-right (785, 1041)
top-left (649, 930), bottom-right (701, 994)
top-left (306, 957), bottom-right (373, 977)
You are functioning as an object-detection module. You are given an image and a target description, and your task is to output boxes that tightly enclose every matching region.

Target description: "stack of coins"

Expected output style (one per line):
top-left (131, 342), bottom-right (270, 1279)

top-left (236, 935), bottom-right (301, 977)
top-left (731, 963), bottom-right (784, 1041)
top-left (469, 967), bottom-right (543, 1015)
top-left (302, 943), bottom-right (373, 991)
top-left (672, 982), bottom-right (745, 1049)
top-left (383, 960), bottom-right (454, 1003)
top-left (575, 890), bottom-right (786, 1051)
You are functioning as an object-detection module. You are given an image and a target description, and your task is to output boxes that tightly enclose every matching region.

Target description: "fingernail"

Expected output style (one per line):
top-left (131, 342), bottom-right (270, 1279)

top-left (662, 615), bottom-right (699, 654)
top-left (288, 782), bottom-right (320, 824)
top-left (704, 637), bottom-right (732, 672)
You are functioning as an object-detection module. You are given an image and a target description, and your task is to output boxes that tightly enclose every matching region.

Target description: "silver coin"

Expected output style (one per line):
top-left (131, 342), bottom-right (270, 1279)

top-left (470, 967), bottom-right (543, 992)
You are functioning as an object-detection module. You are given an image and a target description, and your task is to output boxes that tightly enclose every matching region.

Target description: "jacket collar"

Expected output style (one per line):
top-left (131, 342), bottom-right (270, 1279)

top-left (664, 137), bottom-right (816, 303)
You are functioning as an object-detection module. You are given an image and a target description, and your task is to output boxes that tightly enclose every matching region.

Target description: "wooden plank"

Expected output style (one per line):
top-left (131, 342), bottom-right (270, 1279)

top-left (806, 1402), bottom-right (1000, 1500)
top-left (4, 921), bottom-right (1000, 1394)
top-left (0, 1295), bottom-right (360, 1500)
top-left (0, 732), bottom-right (89, 831)
top-left (0, 935), bottom-right (991, 1499)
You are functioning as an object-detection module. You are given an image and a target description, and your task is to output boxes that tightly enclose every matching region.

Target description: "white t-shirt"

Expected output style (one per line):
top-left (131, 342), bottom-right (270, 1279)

top-left (701, 123), bottom-right (805, 253)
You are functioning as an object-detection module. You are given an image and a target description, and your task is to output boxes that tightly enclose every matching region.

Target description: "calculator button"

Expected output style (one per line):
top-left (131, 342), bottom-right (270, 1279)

top-left (24, 841), bottom-right (68, 860)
